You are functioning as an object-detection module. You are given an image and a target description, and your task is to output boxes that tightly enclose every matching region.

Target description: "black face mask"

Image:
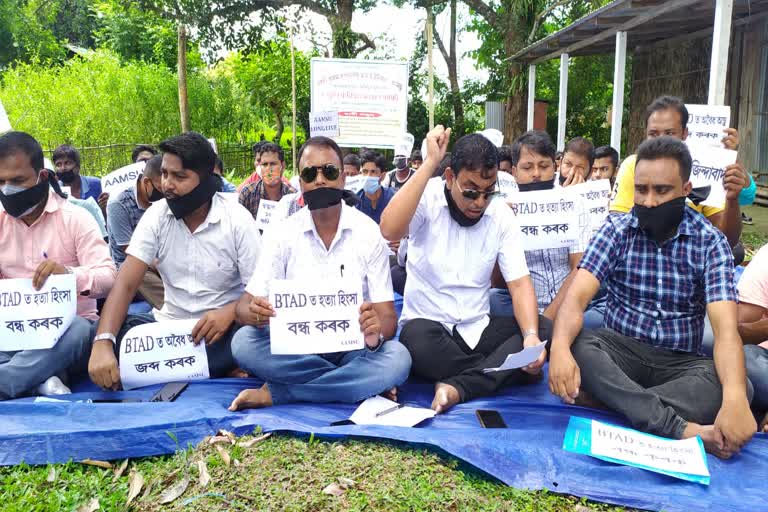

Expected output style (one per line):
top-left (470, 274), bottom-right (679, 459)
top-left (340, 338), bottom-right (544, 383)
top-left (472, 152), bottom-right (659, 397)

top-left (558, 172), bottom-right (568, 186)
top-left (444, 185), bottom-right (483, 227)
top-left (165, 174), bottom-right (219, 220)
top-left (0, 176), bottom-right (50, 218)
top-left (687, 185), bottom-right (711, 206)
top-left (303, 187), bottom-right (344, 211)
top-left (395, 158), bottom-right (407, 170)
top-left (634, 196), bottom-right (687, 245)
top-left (141, 178), bottom-right (164, 203)
top-left (56, 170), bottom-right (77, 184)
top-left (518, 179), bottom-right (555, 192)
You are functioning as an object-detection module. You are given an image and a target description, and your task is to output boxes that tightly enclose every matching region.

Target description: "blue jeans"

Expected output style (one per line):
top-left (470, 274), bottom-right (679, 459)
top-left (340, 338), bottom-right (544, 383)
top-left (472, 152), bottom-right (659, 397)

top-left (0, 316), bottom-right (92, 400)
top-left (232, 326), bottom-right (412, 405)
top-left (117, 313), bottom-right (236, 378)
top-left (744, 344), bottom-right (768, 412)
top-left (489, 289), bottom-right (606, 330)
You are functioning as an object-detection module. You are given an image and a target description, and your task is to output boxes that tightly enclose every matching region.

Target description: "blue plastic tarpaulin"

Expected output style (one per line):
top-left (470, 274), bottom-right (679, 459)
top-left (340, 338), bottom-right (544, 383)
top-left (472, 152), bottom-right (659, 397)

top-left (0, 371), bottom-right (765, 512)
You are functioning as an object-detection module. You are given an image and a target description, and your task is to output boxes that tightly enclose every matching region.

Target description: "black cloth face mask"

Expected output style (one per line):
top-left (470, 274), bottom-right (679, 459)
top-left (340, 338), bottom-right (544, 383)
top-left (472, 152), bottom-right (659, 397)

top-left (165, 174), bottom-right (219, 220)
top-left (633, 196), bottom-right (687, 245)
top-left (56, 170), bottom-right (77, 184)
top-left (0, 176), bottom-right (50, 218)
top-left (518, 179), bottom-right (555, 192)
top-left (303, 187), bottom-right (359, 211)
top-left (444, 185), bottom-right (483, 227)
top-left (558, 172), bottom-right (568, 186)
top-left (141, 177), bottom-right (164, 202)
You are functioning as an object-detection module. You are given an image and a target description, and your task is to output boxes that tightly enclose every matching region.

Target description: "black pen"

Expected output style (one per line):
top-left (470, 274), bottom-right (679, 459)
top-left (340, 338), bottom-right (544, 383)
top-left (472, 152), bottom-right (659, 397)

top-left (375, 403), bottom-right (404, 418)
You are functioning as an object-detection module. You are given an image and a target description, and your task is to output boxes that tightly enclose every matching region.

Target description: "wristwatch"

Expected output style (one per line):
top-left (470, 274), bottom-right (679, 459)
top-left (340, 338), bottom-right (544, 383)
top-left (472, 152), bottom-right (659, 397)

top-left (94, 333), bottom-right (117, 345)
top-left (367, 333), bottom-right (385, 352)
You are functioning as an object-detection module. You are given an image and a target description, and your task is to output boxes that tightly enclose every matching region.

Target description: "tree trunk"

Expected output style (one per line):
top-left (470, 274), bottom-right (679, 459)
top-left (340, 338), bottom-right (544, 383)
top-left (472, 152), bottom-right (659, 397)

top-left (272, 104), bottom-right (284, 144)
top-left (177, 24), bottom-right (190, 132)
top-left (503, 61), bottom-right (526, 143)
top-left (434, 0), bottom-right (465, 137)
top-left (331, 0), bottom-right (355, 58)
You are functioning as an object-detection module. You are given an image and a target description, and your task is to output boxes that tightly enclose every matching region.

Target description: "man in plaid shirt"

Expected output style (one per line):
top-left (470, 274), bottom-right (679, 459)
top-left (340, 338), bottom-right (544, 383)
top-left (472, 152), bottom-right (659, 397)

top-left (549, 136), bottom-right (756, 459)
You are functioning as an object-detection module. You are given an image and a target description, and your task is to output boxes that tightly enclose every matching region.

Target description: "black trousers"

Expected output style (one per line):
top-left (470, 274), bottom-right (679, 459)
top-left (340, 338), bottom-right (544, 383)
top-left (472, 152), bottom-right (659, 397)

top-left (400, 315), bottom-right (553, 402)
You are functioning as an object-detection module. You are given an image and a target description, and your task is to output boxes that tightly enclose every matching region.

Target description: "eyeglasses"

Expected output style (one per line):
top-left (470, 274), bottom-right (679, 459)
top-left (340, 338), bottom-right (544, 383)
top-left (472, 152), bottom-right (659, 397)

top-left (300, 164), bottom-right (341, 183)
top-left (457, 182), bottom-right (500, 201)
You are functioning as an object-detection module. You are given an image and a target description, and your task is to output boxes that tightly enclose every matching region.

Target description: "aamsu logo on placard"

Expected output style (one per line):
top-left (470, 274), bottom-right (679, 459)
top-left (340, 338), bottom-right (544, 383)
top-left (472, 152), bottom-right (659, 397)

top-left (104, 168), bottom-right (142, 188)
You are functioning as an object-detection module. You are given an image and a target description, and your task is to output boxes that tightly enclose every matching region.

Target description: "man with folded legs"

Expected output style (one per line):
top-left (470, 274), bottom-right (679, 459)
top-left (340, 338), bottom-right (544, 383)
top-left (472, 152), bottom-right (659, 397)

top-left (89, 132), bottom-right (261, 389)
top-left (549, 136), bottom-right (756, 459)
top-left (228, 136), bottom-right (411, 410)
top-left (380, 127), bottom-right (550, 414)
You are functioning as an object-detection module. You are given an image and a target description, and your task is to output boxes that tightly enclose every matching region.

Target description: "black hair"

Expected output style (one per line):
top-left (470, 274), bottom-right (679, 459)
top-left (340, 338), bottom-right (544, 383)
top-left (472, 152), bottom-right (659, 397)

top-left (510, 131), bottom-right (556, 166)
top-left (555, 151), bottom-right (563, 160)
top-left (409, 150), bottom-right (423, 162)
top-left (564, 136), bottom-right (595, 169)
top-left (434, 152), bottom-right (452, 178)
top-left (131, 144), bottom-right (157, 163)
top-left (52, 144), bottom-right (80, 167)
top-left (252, 141), bottom-right (267, 157)
top-left (498, 145), bottom-right (514, 165)
top-left (259, 142), bottom-right (285, 162)
top-left (636, 136), bottom-right (692, 182)
top-left (360, 150), bottom-right (387, 172)
top-left (594, 145), bottom-right (619, 168)
top-left (0, 131), bottom-right (44, 172)
top-left (343, 153), bottom-right (361, 170)
top-left (646, 95), bottom-right (689, 131)
top-left (215, 157), bottom-right (225, 172)
top-left (451, 133), bottom-right (498, 179)
top-left (143, 154), bottom-right (163, 179)
top-left (158, 131), bottom-right (216, 176)
top-left (296, 136), bottom-right (344, 169)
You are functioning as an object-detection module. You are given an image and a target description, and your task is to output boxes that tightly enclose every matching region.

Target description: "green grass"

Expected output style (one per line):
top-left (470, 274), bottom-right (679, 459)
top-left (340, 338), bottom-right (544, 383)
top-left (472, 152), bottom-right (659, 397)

top-left (741, 205), bottom-right (768, 258)
top-left (0, 433), bottom-right (625, 512)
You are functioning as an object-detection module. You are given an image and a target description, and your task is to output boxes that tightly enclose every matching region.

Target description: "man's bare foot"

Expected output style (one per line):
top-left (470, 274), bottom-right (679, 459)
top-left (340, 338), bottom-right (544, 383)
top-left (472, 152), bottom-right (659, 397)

top-left (228, 383), bottom-right (273, 411)
top-left (683, 423), bottom-right (734, 459)
top-left (382, 387), bottom-right (398, 402)
top-left (760, 412), bottom-right (768, 433)
top-left (226, 367), bottom-right (249, 378)
top-left (431, 383), bottom-right (461, 414)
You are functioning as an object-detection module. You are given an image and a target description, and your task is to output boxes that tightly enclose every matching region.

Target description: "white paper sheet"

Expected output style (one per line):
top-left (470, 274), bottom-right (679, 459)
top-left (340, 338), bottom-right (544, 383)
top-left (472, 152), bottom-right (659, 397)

top-left (496, 171), bottom-right (518, 200)
top-left (255, 199), bottom-right (279, 230)
top-left (507, 188), bottom-right (579, 250)
top-left (119, 319), bottom-right (209, 390)
top-left (483, 341), bottom-right (547, 373)
top-left (686, 104), bottom-right (730, 147)
top-left (310, 111), bottom-right (340, 138)
top-left (0, 274), bottom-right (77, 351)
top-left (0, 98), bottom-right (11, 133)
top-left (268, 278), bottom-right (364, 355)
top-left (570, 180), bottom-right (611, 237)
top-left (590, 419), bottom-right (710, 477)
top-left (344, 174), bottom-right (364, 193)
top-left (350, 396), bottom-right (436, 427)
top-left (686, 141), bottom-right (737, 209)
top-left (101, 162), bottom-right (145, 197)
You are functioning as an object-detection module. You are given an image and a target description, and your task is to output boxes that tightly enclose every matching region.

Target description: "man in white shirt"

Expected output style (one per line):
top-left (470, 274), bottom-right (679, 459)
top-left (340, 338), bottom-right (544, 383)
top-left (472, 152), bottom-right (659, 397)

top-left (89, 132), bottom-right (262, 390)
top-left (228, 136), bottom-right (411, 411)
top-left (380, 127), bottom-right (550, 414)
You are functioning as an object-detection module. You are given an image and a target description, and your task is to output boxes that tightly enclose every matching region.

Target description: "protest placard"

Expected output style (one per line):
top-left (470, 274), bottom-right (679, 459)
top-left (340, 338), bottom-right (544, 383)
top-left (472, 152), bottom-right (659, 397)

top-left (686, 141), bottom-right (736, 209)
top-left (507, 188), bottom-right (579, 250)
top-left (101, 162), bottom-right (145, 197)
top-left (686, 104), bottom-right (730, 146)
top-left (345, 174), bottom-right (364, 193)
top-left (268, 279), bottom-right (364, 355)
top-left (311, 58), bottom-right (409, 149)
top-left (394, 133), bottom-right (415, 157)
top-left (570, 180), bottom-right (611, 236)
top-left (563, 416), bottom-right (710, 485)
top-left (496, 172), bottom-right (518, 200)
top-left (119, 319), bottom-right (209, 390)
top-left (0, 99), bottom-right (11, 133)
top-left (255, 199), bottom-right (279, 230)
top-left (310, 111), bottom-right (340, 138)
top-left (0, 274), bottom-right (77, 351)
top-left (207, 138), bottom-right (218, 154)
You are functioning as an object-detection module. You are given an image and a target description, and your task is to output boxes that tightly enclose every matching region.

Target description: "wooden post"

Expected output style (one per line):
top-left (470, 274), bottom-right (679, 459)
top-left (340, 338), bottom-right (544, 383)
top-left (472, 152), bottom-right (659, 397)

top-left (290, 28), bottom-right (298, 174)
top-left (426, 10), bottom-right (435, 130)
top-left (557, 53), bottom-right (569, 151)
top-left (177, 24), bottom-right (190, 132)
top-left (611, 31), bottom-right (627, 158)
top-left (527, 64), bottom-right (536, 131)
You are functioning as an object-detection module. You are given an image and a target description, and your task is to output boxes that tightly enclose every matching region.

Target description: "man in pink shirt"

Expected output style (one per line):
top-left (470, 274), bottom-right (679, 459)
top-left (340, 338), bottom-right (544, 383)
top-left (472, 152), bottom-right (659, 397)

top-left (737, 243), bottom-right (768, 432)
top-left (0, 131), bottom-right (116, 400)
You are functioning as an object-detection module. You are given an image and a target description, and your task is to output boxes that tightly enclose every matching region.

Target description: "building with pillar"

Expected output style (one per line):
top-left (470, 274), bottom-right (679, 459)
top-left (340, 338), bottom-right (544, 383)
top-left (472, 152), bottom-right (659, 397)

top-left (512, 0), bottom-right (768, 184)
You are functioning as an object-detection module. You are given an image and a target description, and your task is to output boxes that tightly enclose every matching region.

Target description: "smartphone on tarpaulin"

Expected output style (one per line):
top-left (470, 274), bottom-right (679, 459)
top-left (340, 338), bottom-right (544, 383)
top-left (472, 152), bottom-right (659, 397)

top-left (476, 409), bottom-right (507, 428)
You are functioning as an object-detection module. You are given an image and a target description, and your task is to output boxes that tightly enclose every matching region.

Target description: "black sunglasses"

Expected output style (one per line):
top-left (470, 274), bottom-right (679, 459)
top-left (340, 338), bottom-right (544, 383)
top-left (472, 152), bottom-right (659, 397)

top-left (456, 182), bottom-right (500, 201)
top-left (300, 164), bottom-right (341, 183)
